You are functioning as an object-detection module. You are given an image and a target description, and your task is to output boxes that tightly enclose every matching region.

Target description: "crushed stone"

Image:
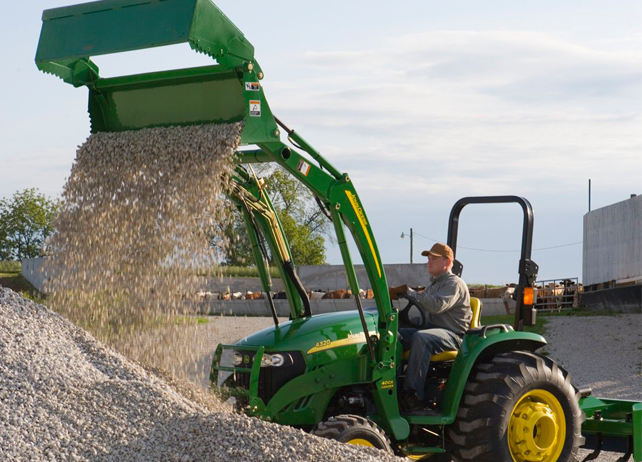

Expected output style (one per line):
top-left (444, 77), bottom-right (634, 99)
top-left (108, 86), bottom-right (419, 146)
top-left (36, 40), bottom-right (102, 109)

top-left (0, 288), bottom-right (404, 462)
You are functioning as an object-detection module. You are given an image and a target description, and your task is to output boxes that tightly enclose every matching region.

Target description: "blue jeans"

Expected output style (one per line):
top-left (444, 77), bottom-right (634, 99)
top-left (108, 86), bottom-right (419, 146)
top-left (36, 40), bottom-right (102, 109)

top-left (399, 324), bottom-right (463, 401)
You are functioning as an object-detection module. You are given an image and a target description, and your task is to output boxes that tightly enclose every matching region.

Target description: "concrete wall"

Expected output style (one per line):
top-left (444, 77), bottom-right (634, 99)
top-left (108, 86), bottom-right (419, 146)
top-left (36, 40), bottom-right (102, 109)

top-left (22, 258), bottom-right (49, 293)
top-left (201, 277), bottom-right (285, 293)
top-left (583, 194), bottom-right (642, 286)
top-left (21, 257), bottom-right (286, 294)
top-left (200, 297), bottom-right (514, 317)
top-left (582, 285), bottom-right (642, 313)
top-left (297, 263), bottom-right (428, 291)
top-left (23, 259), bottom-right (430, 294)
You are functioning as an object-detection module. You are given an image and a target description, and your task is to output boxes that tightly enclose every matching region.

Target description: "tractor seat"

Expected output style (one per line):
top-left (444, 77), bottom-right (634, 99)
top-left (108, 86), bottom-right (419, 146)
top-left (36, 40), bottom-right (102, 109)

top-left (401, 297), bottom-right (482, 362)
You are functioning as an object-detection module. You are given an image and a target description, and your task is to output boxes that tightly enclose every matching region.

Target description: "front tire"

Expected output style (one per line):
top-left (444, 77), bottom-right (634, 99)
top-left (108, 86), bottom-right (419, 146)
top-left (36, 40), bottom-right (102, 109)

top-left (448, 351), bottom-right (584, 462)
top-left (311, 414), bottom-right (393, 454)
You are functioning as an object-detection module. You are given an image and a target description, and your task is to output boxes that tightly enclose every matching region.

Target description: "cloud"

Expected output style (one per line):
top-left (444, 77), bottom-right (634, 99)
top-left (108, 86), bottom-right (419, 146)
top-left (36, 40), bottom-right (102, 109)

top-left (266, 30), bottom-right (641, 191)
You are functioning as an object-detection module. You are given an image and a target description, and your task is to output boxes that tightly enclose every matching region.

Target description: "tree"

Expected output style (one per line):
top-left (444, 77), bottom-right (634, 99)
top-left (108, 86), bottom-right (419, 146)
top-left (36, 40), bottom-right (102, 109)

top-left (0, 189), bottom-right (60, 260)
top-left (223, 166), bottom-right (331, 267)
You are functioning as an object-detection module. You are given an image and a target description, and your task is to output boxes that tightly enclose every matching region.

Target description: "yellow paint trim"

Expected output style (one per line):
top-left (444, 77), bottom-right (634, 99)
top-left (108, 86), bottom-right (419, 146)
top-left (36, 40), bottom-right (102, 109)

top-left (345, 190), bottom-right (381, 278)
top-left (307, 332), bottom-right (377, 354)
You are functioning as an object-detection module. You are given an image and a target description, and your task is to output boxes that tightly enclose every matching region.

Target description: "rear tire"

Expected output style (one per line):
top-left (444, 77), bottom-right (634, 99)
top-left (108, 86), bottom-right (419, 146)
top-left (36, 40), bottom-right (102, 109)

top-left (448, 351), bottom-right (584, 462)
top-left (311, 414), bottom-right (393, 454)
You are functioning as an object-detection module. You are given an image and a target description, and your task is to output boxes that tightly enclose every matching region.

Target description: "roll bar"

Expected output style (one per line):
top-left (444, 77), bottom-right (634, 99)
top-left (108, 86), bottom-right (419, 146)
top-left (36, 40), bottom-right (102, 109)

top-left (446, 196), bottom-right (539, 331)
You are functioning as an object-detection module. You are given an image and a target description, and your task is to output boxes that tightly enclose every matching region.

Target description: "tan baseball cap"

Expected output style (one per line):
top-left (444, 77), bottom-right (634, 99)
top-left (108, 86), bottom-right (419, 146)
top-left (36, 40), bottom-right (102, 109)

top-left (421, 243), bottom-right (454, 261)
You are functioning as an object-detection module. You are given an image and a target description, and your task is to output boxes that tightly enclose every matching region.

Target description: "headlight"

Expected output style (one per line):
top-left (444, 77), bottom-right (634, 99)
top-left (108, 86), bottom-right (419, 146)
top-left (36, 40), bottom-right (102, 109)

top-left (231, 351), bottom-right (243, 366)
top-left (271, 354), bottom-right (285, 367)
top-left (260, 354), bottom-right (273, 368)
top-left (260, 353), bottom-right (291, 367)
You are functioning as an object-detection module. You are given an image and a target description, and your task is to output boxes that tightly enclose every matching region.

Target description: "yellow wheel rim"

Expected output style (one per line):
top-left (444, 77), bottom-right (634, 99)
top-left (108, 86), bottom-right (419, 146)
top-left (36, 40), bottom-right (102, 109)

top-left (508, 389), bottom-right (566, 462)
top-left (346, 438), bottom-right (375, 447)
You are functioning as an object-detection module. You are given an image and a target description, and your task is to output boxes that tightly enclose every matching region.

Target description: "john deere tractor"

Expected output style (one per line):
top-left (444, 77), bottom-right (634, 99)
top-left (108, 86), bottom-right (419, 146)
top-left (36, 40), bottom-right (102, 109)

top-left (36, 1), bottom-right (641, 460)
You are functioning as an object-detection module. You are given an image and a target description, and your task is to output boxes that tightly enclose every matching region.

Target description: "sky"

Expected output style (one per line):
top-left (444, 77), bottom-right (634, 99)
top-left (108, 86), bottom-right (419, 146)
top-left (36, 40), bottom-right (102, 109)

top-left (1, 0), bottom-right (640, 285)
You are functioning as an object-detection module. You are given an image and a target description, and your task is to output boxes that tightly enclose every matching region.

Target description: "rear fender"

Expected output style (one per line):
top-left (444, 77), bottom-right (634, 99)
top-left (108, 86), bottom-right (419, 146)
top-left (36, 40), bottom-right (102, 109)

top-left (440, 326), bottom-right (547, 424)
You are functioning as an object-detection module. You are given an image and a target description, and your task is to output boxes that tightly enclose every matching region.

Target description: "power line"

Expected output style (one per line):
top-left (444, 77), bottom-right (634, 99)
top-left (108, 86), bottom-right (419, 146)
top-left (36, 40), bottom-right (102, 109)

top-left (412, 232), bottom-right (582, 253)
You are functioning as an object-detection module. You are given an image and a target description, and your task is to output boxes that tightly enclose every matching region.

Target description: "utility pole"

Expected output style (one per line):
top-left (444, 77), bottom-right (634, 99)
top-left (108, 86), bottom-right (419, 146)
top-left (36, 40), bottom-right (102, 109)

top-left (401, 228), bottom-right (414, 263)
top-left (588, 179), bottom-right (591, 212)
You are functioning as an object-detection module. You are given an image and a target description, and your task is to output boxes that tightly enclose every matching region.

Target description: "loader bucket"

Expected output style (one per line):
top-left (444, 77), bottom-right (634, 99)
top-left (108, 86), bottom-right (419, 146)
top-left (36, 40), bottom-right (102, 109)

top-left (35, 0), bottom-right (278, 144)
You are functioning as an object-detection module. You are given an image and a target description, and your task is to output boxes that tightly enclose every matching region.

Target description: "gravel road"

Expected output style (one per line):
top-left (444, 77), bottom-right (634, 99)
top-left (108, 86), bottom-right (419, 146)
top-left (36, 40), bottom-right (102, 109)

top-left (545, 314), bottom-right (641, 462)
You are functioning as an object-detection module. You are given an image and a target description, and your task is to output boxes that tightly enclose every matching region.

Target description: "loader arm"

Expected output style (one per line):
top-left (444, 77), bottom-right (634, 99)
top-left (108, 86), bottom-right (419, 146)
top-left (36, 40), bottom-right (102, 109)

top-left (229, 166), bottom-right (309, 320)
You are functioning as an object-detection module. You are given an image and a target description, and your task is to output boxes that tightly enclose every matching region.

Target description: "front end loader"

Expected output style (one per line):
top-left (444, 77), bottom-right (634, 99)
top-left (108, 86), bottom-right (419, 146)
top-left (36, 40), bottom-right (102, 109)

top-left (36, 1), bottom-right (641, 460)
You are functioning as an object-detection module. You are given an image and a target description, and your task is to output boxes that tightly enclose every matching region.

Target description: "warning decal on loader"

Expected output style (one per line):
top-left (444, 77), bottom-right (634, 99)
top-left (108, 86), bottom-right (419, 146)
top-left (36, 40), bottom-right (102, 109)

top-left (249, 100), bottom-right (261, 117)
top-left (297, 160), bottom-right (311, 176)
top-left (245, 82), bottom-right (260, 91)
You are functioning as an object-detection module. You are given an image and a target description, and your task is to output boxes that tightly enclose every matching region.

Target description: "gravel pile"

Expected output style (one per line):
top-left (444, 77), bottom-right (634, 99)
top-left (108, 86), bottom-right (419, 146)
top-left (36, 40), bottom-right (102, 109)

top-left (0, 288), bottom-right (404, 462)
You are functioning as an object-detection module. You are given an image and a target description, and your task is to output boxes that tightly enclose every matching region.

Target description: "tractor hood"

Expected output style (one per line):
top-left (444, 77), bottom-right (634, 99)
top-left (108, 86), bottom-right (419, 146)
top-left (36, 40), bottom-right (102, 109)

top-left (235, 308), bottom-right (379, 363)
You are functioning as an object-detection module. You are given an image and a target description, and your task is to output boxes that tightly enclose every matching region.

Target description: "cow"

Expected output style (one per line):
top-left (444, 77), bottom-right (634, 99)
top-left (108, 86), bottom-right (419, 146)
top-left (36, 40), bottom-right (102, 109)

top-left (559, 279), bottom-right (582, 308)
top-left (273, 291), bottom-right (287, 300)
top-left (535, 283), bottom-right (564, 311)
top-left (308, 290), bottom-right (326, 300)
top-left (245, 291), bottom-right (263, 300)
top-left (469, 285), bottom-right (514, 299)
top-left (231, 291), bottom-right (245, 300)
top-left (322, 289), bottom-right (347, 299)
top-left (358, 289), bottom-right (375, 299)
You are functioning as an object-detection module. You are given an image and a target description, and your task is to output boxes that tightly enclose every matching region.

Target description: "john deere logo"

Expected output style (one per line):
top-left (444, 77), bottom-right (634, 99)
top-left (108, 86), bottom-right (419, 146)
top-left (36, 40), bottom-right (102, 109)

top-left (243, 355), bottom-right (250, 364)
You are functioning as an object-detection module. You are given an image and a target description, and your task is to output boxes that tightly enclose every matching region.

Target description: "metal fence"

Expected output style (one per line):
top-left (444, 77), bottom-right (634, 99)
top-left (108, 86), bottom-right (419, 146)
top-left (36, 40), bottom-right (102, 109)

top-left (534, 277), bottom-right (581, 311)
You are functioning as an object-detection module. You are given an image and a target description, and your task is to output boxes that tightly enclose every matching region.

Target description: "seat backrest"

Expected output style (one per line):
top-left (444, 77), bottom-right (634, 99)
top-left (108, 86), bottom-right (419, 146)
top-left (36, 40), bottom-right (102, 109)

top-left (470, 297), bottom-right (482, 329)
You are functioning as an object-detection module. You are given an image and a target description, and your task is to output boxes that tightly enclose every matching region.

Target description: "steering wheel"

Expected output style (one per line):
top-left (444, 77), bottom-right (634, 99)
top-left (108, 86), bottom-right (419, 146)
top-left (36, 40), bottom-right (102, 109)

top-left (398, 293), bottom-right (426, 329)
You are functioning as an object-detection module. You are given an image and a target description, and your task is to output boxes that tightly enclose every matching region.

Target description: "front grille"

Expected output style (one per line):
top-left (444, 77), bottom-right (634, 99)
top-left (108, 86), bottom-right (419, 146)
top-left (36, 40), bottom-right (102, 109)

top-left (232, 351), bottom-right (305, 403)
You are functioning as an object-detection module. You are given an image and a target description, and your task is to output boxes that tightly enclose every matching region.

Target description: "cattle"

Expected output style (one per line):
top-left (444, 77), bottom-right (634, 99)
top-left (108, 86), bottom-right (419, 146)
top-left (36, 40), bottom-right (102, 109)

top-left (196, 290), bottom-right (220, 300)
top-left (535, 283), bottom-right (564, 311)
top-left (358, 289), bottom-right (375, 299)
top-left (245, 291), bottom-right (263, 300)
top-left (273, 291), bottom-right (287, 299)
top-left (559, 279), bottom-right (582, 308)
top-left (308, 290), bottom-right (326, 300)
top-left (469, 285), bottom-right (514, 299)
top-left (322, 289), bottom-right (347, 299)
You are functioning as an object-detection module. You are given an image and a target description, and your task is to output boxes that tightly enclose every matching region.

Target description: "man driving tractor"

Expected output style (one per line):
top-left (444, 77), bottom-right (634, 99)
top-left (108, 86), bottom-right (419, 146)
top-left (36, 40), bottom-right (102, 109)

top-left (390, 243), bottom-right (472, 411)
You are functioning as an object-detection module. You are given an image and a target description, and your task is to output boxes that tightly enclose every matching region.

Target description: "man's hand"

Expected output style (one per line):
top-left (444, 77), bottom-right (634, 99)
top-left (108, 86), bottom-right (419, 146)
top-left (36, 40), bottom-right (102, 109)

top-left (388, 284), bottom-right (409, 301)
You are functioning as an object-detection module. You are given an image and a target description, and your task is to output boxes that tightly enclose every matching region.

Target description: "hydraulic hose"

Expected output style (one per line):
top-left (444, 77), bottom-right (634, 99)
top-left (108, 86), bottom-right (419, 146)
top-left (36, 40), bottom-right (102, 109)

top-left (283, 260), bottom-right (311, 318)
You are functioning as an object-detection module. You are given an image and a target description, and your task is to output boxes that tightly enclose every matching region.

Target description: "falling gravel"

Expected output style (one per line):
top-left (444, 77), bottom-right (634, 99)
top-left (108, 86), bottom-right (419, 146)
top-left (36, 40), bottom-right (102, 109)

top-left (43, 123), bottom-right (241, 379)
top-left (0, 288), bottom-right (403, 462)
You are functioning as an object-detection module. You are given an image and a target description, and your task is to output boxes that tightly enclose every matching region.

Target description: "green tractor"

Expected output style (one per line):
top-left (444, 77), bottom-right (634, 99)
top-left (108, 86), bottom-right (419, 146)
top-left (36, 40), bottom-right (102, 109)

top-left (36, 1), bottom-right (641, 460)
